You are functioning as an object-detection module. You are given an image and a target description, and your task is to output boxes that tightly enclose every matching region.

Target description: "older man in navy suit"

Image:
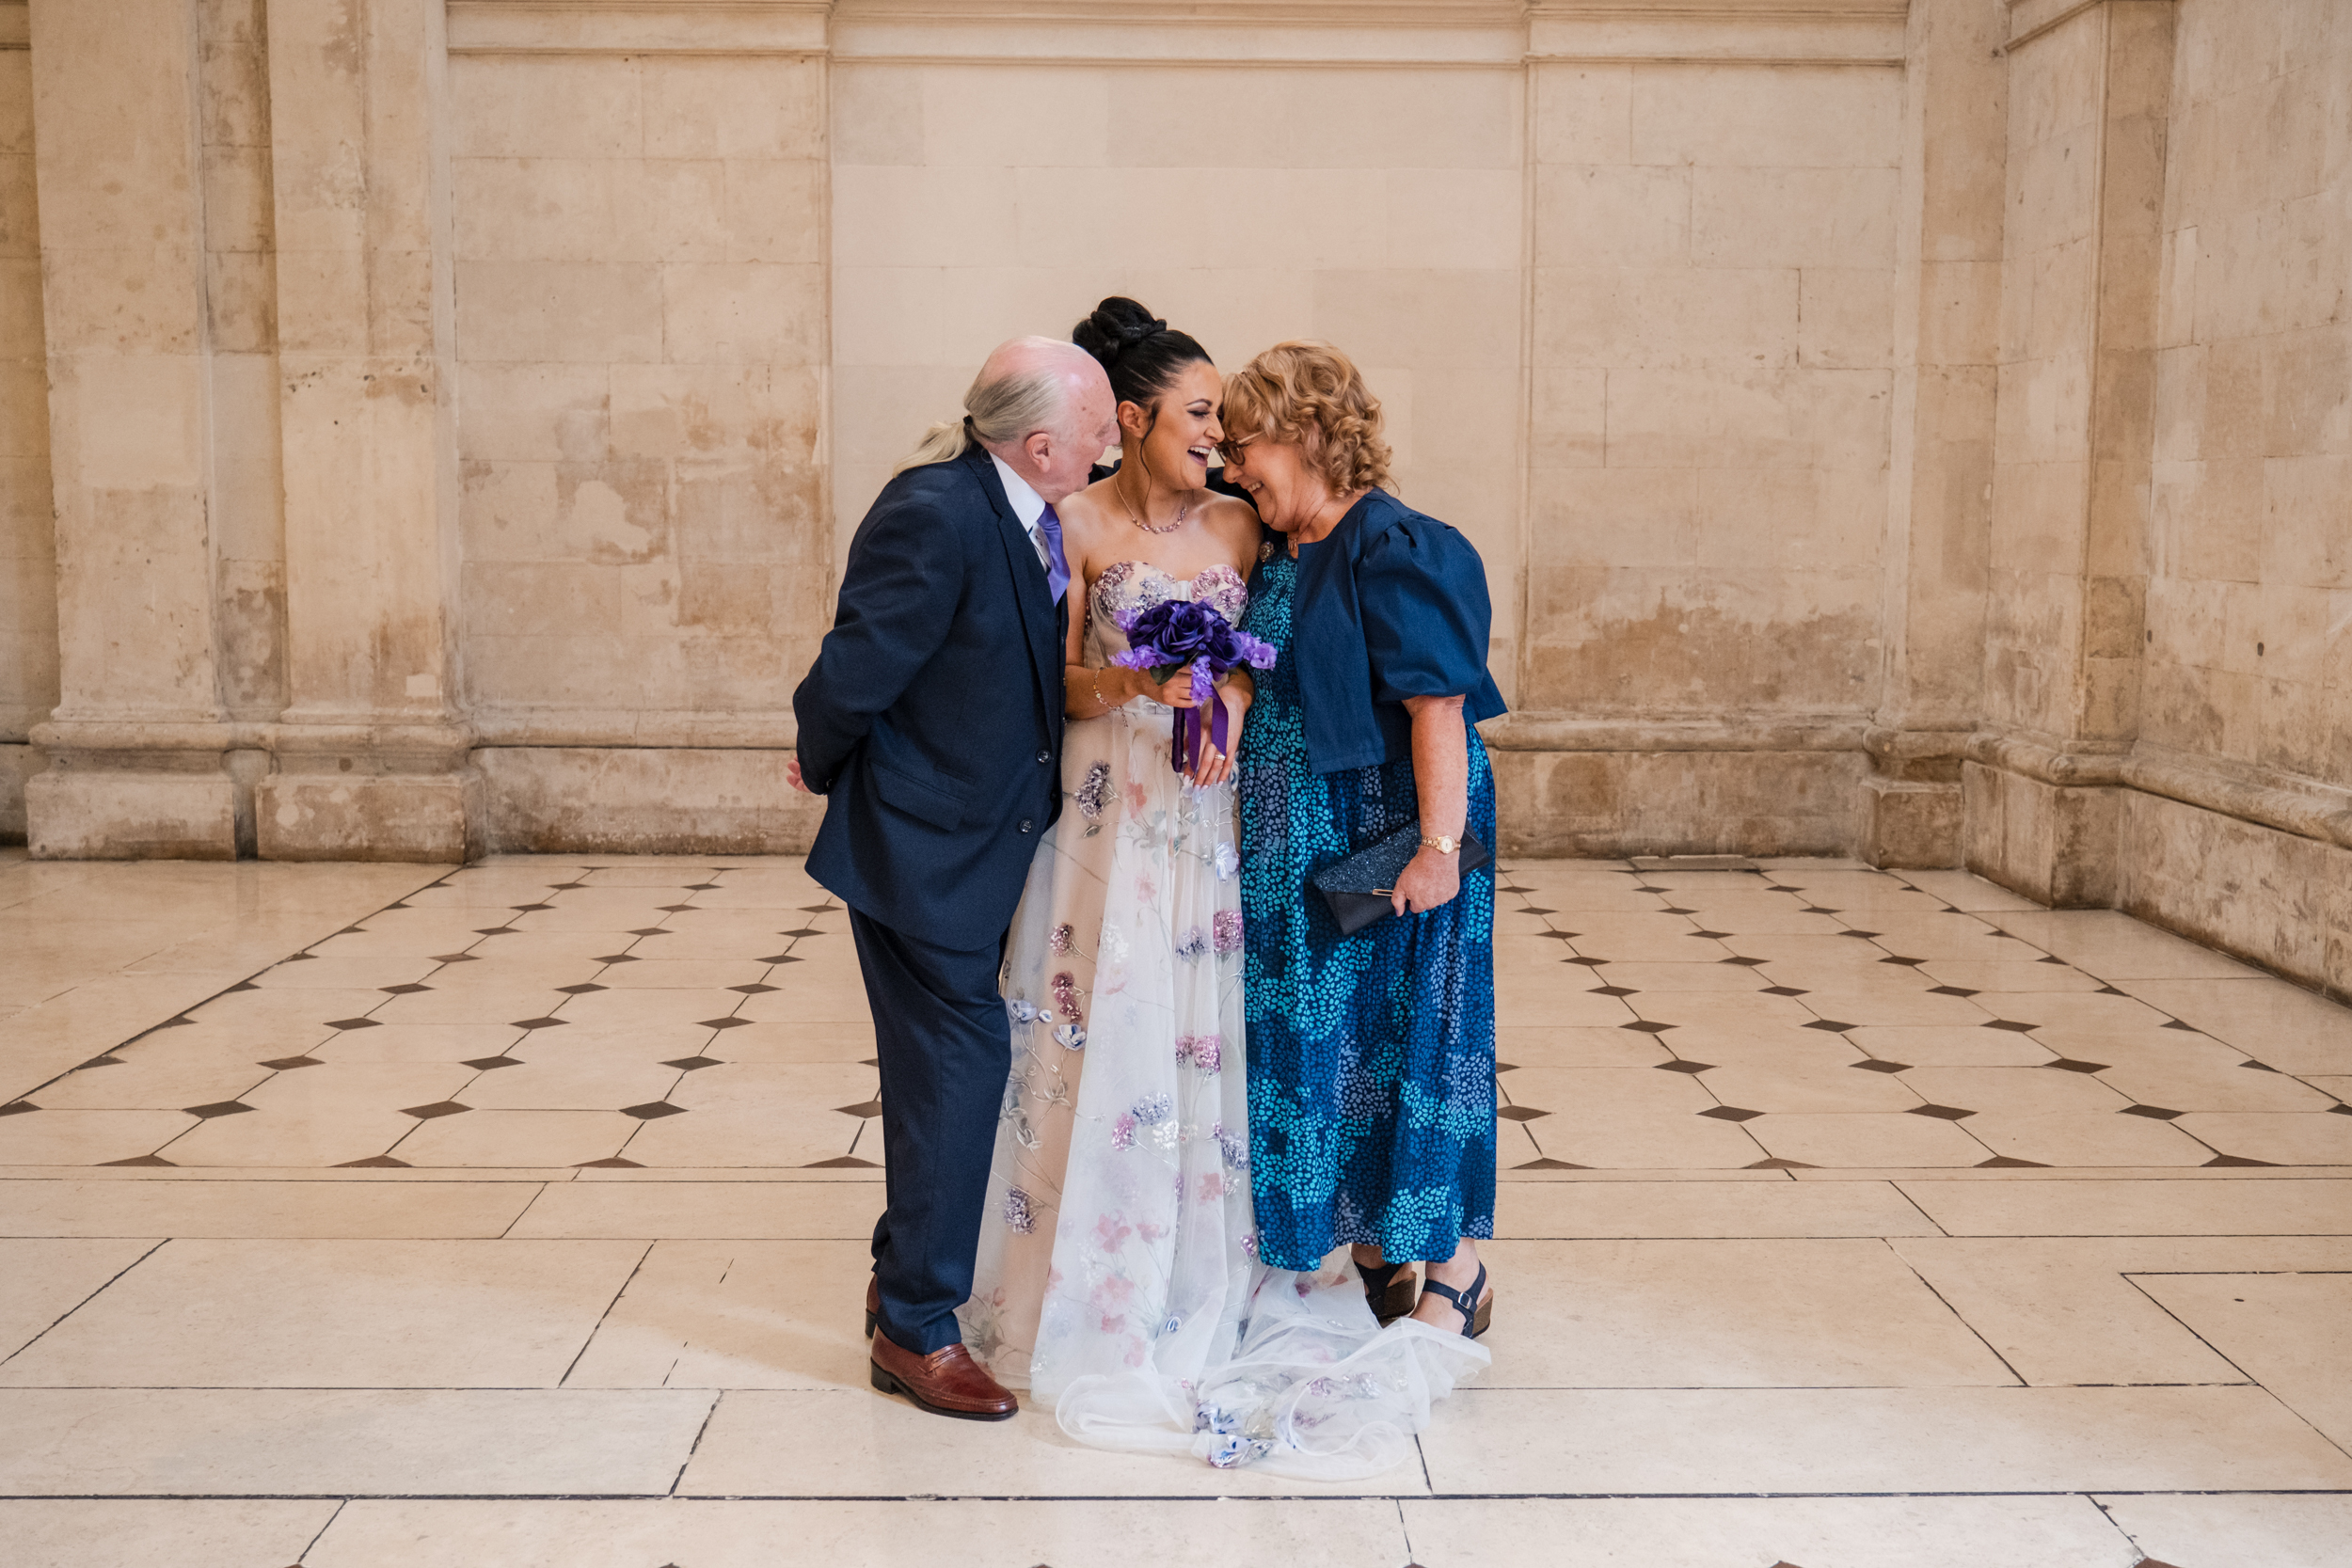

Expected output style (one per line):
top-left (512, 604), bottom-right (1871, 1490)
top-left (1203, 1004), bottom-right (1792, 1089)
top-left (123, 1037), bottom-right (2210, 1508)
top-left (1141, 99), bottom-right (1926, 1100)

top-left (789, 337), bottom-right (1116, 1420)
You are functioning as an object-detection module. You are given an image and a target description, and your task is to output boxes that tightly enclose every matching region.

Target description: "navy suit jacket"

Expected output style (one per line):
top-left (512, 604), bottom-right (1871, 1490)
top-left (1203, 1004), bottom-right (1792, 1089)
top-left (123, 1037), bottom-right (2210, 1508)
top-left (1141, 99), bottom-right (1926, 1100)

top-left (793, 444), bottom-right (1064, 949)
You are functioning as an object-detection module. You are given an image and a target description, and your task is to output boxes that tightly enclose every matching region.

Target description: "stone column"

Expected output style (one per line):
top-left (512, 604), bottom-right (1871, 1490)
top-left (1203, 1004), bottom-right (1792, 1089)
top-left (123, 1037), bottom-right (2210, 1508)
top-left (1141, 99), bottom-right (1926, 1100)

top-left (23, 0), bottom-right (242, 857)
top-left (1966, 0), bottom-right (2175, 904)
top-left (1861, 0), bottom-right (2008, 867)
top-left (257, 0), bottom-right (477, 860)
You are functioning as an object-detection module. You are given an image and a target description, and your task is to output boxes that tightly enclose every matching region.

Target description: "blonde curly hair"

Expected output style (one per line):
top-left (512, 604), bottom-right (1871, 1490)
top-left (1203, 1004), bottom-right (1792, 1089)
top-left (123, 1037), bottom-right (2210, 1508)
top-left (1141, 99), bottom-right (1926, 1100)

top-left (1221, 341), bottom-right (1392, 496)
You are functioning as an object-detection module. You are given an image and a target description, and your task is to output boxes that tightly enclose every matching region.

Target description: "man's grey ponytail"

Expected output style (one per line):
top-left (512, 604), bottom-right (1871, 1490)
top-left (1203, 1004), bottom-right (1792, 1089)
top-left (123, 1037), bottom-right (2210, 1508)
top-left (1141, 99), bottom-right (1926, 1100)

top-left (891, 354), bottom-right (1072, 477)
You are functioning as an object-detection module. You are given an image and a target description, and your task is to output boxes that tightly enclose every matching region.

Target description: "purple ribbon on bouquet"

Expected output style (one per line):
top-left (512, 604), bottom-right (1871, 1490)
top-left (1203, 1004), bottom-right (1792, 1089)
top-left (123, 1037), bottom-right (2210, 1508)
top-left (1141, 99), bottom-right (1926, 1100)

top-left (1110, 599), bottom-right (1277, 777)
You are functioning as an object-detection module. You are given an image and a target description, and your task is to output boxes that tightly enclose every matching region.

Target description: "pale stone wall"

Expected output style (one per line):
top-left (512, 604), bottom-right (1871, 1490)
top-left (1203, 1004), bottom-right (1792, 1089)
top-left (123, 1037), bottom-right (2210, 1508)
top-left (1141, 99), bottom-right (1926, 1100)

top-left (3, 0), bottom-right (2346, 996)
top-left (445, 44), bottom-right (831, 848)
top-left (0, 5), bottom-right (55, 836)
top-left (1514, 52), bottom-right (1903, 854)
top-left (827, 56), bottom-right (1525, 662)
top-left (2125, 0), bottom-right (2351, 984)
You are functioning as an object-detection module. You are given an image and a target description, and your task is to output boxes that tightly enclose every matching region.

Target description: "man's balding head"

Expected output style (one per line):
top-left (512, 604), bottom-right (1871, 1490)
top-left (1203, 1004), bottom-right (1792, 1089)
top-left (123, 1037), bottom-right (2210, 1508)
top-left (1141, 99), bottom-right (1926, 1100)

top-left (969, 336), bottom-right (1116, 504)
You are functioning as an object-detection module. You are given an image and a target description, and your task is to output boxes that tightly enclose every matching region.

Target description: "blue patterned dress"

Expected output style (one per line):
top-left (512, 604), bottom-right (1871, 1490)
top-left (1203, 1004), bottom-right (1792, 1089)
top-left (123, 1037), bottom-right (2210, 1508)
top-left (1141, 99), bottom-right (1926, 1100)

top-left (1236, 550), bottom-right (1498, 1272)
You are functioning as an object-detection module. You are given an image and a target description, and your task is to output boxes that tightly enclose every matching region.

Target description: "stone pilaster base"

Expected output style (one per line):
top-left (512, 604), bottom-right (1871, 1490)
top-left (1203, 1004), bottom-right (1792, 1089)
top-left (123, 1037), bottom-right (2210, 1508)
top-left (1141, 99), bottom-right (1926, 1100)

top-left (477, 747), bottom-right (826, 854)
top-left (256, 768), bottom-right (483, 863)
top-left (24, 761), bottom-right (239, 859)
top-left (1858, 777), bottom-right (1962, 868)
top-left (0, 743), bottom-right (43, 844)
top-left (1962, 758), bottom-right (2121, 907)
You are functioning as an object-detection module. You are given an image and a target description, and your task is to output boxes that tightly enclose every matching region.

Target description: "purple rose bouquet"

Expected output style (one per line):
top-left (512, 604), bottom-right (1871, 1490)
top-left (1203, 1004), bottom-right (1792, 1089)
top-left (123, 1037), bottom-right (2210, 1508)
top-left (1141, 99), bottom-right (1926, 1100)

top-left (1111, 599), bottom-right (1276, 777)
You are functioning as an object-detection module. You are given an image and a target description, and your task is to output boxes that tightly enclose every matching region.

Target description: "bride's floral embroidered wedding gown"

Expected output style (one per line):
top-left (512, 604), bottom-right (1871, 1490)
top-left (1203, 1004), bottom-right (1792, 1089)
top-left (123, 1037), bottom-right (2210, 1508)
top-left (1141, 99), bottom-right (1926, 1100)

top-left (960, 560), bottom-right (1486, 1480)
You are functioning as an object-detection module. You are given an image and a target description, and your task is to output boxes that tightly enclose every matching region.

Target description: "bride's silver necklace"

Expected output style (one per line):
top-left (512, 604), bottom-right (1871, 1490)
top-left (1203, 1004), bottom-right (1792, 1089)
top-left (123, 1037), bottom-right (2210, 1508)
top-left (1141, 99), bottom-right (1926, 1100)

top-left (1118, 463), bottom-right (1186, 535)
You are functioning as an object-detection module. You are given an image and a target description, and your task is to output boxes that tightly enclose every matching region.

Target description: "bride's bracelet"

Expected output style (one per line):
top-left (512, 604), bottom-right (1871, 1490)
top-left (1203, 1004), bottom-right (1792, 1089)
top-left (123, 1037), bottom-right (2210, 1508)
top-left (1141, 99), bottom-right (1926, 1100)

top-left (1091, 669), bottom-right (1111, 713)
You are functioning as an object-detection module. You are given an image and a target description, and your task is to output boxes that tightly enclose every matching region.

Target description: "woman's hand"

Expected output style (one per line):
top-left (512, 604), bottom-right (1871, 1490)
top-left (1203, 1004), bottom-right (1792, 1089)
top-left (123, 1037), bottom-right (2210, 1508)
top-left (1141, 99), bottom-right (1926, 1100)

top-left (1148, 661), bottom-right (1201, 709)
top-left (1186, 680), bottom-right (1251, 787)
top-left (1391, 844), bottom-right (1461, 918)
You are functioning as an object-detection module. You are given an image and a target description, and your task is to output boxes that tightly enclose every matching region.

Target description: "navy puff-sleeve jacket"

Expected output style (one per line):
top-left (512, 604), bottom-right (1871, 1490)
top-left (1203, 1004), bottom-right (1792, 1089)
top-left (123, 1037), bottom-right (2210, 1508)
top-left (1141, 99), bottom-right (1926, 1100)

top-left (1284, 487), bottom-right (1507, 774)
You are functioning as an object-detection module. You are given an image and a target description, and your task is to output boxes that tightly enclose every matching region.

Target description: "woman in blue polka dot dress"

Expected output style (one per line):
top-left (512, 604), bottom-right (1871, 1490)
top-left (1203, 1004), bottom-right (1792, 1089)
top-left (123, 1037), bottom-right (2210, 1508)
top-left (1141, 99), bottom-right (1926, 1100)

top-left (1221, 341), bottom-right (1505, 1338)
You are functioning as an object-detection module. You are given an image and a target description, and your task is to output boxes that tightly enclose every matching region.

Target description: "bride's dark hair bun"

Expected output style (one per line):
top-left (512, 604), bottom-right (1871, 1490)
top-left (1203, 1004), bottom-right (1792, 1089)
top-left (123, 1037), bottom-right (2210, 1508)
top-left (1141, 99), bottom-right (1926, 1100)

top-left (1073, 295), bottom-right (1212, 409)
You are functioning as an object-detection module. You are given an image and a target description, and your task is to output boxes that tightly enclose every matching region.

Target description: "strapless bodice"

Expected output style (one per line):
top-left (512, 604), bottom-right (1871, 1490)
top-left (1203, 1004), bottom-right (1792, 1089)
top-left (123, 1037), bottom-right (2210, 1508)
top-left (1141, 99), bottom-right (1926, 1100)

top-left (1084, 561), bottom-right (1250, 669)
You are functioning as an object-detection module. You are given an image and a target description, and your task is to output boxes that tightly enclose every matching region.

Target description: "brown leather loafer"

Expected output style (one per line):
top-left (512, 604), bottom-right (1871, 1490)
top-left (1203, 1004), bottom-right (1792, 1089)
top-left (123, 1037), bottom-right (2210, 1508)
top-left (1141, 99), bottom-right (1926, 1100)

top-left (869, 1328), bottom-right (1017, 1421)
top-left (865, 1275), bottom-right (880, 1339)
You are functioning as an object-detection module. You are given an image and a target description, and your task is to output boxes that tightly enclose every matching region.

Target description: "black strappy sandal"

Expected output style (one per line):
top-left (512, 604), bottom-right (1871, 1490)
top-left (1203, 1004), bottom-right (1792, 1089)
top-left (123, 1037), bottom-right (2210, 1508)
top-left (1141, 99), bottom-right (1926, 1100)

top-left (1416, 1261), bottom-right (1494, 1340)
top-left (1358, 1258), bottom-right (1420, 1325)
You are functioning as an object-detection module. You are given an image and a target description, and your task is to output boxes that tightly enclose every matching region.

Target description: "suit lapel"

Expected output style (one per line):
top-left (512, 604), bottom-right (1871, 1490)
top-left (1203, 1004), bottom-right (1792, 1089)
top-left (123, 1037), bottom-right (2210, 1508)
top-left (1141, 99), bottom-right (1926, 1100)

top-left (964, 447), bottom-right (1061, 727)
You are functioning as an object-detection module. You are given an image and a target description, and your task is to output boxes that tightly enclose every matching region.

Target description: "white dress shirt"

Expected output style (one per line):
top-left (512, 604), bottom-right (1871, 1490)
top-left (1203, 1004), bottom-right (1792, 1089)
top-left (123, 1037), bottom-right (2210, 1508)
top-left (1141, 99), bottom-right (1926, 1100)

top-left (989, 452), bottom-right (1058, 594)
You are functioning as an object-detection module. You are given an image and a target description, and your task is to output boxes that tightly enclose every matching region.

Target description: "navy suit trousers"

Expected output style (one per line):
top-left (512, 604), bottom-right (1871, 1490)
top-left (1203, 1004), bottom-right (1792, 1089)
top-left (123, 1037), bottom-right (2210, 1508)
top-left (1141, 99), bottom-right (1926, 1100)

top-left (850, 908), bottom-right (1010, 1355)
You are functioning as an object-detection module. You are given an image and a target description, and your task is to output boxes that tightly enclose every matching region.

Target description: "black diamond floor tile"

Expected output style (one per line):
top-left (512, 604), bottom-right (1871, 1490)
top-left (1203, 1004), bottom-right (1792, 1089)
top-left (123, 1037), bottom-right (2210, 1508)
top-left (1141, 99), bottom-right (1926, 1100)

top-left (81, 1054), bottom-right (123, 1068)
top-left (558, 983), bottom-right (607, 995)
top-left (1978, 1156), bottom-right (2046, 1168)
top-left (1982, 1019), bottom-right (2038, 1032)
top-left (1746, 1157), bottom-right (1812, 1170)
top-left (1590, 985), bottom-right (1637, 996)
top-left (756, 955), bottom-right (803, 966)
top-left (429, 952), bottom-right (479, 964)
top-left (258, 1055), bottom-right (324, 1070)
top-left (510, 903), bottom-right (554, 913)
top-left (777, 927), bottom-right (827, 939)
top-left (593, 954), bottom-right (639, 964)
top-left (2122, 1104), bottom-right (2185, 1119)
top-left (183, 1101), bottom-right (254, 1118)
top-left (1564, 956), bottom-right (1608, 967)
top-left (472, 927), bottom-right (516, 937)
top-left (658, 904), bottom-right (695, 912)
top-left (2044, 1058), bottom-right (2109, 1073)
top-left (1851, 1059), bottom-right (1910, 1073)
top-left (1657, 1059), bottom-right (1714, 1073)
top-left (1909, 1103), bottom-right (1975, 1120)
top-left (325, 1018), bottom-right (380, 1031)
top-left (1699, 1106), bottom-right (1763, 1121)
top-left (699, 1017), bottom-right (753, 1030)
top-left (684, 883), bottom-right (722, 891)
top-left (101, 1154), bottom-right (176, 1167)
top-left (2162, 1020), bottom-right (2203, 1031)
top-left (1537, 930), bottom-right (1579, 941)
top-left (400, 1101), bottom-right (470, 1118)
top-left (627, 927), bottom-right (670, 938)
top-left (1929, 985), bottom-right (1979, 997)
top-left (664, 1055), bottom-right (723, 1070)
top-left (730, 983), bottom-right (780, 994)
top-left (1515, 1157), bottom-right (1589, 1170)
top-left (1762, 986), bottom-right (1809, 997)
top-left (0, 1101), bottom-right (40, 1116)
top-left (1497, 1105), bottom-right (1549, 1121)
top-left (1621, 1020), bottom-right (1676, 1033)
top-left (461, 1056), bottom-right (522, 1070)
top-left (1520, 906), bottom-right (1557, 915)
top-left (1879, 956), bottom-right (1928, 966)
top-left (512, 1017), bottom-right (568, 1030)
top-left (622, 1101), bottom-right (687, 1120)
top-left (1838, 929), bottom-right (1882, 940)
top-left (1803, 1019), bottom-right (1855, 1032)
top-left (2204, 1153), bottom-right (2278, 1167)
top-left (1720, 956), bottom-right (1768, 966)
top-left (579, 1157), bottom-right (644, 1168)
top-left (338, 1155), bottom-right (411, 1168)
top-left (806, 1155), bottom-right (880, 1168)
top-left (834, 1099), bottom-right (883, 1118)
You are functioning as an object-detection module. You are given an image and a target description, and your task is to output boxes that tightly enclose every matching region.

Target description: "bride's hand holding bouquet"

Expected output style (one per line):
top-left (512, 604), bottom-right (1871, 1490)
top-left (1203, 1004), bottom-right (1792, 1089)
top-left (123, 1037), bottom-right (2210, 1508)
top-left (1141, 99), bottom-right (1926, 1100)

top-left (1112, 599), bottom-right (1274, 786)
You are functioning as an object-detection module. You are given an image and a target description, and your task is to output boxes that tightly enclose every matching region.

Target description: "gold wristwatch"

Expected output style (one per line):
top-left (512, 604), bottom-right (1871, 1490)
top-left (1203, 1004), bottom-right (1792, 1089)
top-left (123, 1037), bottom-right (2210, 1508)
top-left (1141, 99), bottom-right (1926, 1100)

top-left (1420, 834), bottom-right (1461, 855)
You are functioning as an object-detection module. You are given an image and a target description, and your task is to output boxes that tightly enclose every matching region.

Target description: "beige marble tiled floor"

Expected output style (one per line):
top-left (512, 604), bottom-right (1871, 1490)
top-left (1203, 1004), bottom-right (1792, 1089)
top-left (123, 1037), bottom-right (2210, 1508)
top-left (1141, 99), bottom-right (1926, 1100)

top-left (2, 848), bottom-right (2348, 1566)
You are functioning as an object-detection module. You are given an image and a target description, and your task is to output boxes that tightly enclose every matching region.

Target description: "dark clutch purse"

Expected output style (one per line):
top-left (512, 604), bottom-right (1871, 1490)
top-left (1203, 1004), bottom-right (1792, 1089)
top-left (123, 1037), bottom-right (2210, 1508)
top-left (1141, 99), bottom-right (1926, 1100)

top-left (1312, 821), bottom-right (1493, 937)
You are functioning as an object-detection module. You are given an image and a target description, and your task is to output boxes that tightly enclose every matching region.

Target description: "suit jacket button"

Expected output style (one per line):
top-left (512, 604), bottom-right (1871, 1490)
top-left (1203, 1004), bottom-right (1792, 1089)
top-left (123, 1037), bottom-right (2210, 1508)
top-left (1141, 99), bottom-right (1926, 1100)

top-left (1019, 818), bottom-right (1034, 833)
top-left (1036, 750), bottom-right (1050, 764)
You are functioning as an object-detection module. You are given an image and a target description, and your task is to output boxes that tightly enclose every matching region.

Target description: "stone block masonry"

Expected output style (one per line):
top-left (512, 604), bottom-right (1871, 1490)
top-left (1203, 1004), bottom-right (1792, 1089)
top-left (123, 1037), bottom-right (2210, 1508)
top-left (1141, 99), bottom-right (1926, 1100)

top-left (0, 1), bottom-right (2344, 1001)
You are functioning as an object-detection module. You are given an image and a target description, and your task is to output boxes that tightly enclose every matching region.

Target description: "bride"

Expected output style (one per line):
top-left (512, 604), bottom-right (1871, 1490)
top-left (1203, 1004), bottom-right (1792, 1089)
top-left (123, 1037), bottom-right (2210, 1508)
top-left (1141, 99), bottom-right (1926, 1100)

top-left (959, 298), bottom-right (1486, 1478)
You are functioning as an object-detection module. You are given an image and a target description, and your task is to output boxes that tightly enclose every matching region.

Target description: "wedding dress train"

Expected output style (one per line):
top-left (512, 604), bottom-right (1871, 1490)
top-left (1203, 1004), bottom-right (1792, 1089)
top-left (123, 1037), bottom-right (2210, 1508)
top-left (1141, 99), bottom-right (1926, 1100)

top-left (959, 561), bottom-right (1486, 1480)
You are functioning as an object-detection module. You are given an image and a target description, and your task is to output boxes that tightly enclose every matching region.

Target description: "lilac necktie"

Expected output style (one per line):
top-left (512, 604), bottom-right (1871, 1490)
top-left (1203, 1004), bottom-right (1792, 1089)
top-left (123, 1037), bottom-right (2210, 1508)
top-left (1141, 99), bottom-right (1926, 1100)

top-left (1036, 503), bottom-right (1071, 604)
